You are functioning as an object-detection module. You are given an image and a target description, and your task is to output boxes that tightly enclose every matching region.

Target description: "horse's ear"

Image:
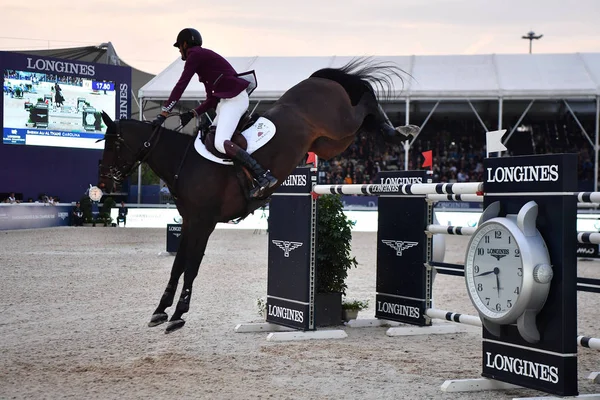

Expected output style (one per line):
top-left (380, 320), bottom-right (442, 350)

top-left (101, 111), bottom-right (117, 134)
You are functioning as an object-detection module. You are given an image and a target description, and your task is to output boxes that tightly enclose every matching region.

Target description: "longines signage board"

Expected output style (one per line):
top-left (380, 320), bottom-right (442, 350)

top-left (166, 224), bottom-right (182, 253)
top-left (375, 170), bottom-right (431, 325)
top-left (266, 168), bottom-right (314, 330)
top-left (484, 153), bottom-right (577, 193)
top-left (482, 154), bottom-right (578, 396)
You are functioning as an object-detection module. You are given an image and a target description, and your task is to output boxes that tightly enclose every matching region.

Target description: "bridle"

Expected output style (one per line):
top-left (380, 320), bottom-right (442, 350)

top-left (99, 121), bottom-right (162, 183)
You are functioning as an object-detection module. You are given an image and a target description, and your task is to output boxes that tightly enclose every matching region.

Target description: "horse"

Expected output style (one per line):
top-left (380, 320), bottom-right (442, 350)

top-left (99, 58), bottom-right (416, 333)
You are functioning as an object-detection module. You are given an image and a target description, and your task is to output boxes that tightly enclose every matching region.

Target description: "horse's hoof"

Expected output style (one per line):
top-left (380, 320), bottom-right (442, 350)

top-left (396, 124), bottom-right (420, 137)
top-left (165, 319), bottom-right (186, 333)
top-left (148, 312), bottom-right (168, 327)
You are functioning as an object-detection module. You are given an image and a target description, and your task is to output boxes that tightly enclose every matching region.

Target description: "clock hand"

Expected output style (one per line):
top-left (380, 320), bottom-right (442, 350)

top-left (474, 270), bottom-right (496, 277)
top-left (495, 268), bottom-right (501, 297)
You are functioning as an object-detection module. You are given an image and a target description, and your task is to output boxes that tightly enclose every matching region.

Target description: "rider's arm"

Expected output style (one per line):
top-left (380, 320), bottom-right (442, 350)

top-left (161, 51), bottom-right (201, 114)
top-left (192, 93), bottom-right (218, 116)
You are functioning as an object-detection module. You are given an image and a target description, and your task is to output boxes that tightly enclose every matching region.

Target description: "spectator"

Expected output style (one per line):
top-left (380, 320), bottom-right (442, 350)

top-left (117, 201), bottom-right (128, 227)
top-left (7, 192), bottom-right (18, 204)
top-left (160, 184), bottom-right (170, 195)
top-left (160, 184), bottom-right (173, 204)
top-left (72, 202), bottom-right (84, 226)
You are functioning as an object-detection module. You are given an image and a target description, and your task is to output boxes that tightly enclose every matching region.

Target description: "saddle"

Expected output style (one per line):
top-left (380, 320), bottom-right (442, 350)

top-left (201, 111), bottom-right (260, 160)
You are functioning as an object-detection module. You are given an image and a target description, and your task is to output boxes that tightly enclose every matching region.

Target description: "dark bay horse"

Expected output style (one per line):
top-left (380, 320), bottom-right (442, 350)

top-left (99, 58), bottom-right (414, 333)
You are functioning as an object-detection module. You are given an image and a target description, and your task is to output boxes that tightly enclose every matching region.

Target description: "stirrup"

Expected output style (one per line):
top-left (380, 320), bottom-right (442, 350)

top-left (257, 170), bottom-right (277, 186)
top-left (250, 170), bottom-right (277, 198)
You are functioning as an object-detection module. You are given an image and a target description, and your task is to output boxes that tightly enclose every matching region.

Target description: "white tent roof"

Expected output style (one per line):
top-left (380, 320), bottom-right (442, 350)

top-left (139, 53), bottom-right (600, 102)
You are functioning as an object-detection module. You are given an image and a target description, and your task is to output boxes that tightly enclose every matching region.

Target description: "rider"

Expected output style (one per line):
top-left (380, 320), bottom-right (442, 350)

top-left (152, 28), bottom-right (277, 198)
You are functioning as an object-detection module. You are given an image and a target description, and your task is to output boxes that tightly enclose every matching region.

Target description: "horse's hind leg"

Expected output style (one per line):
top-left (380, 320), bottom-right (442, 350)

top-left (356, 92), bottom-right (413, 145)
top-left (166, 218), bottom-right (217, 333)
top-left (148, 234), bottom-right (189, 327)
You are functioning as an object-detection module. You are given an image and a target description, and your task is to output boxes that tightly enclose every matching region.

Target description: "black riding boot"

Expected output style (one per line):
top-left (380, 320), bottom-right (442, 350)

top-left (224, 140), bottom-right (278, 198)
top-left (380, 123), bottom-right (398, 138)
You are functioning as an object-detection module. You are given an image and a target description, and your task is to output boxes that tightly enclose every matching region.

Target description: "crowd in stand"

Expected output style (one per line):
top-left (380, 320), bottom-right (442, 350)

top-left (1, 193), bottom-right (61, 204)
top-left (317, 117), bottom-right (596, 189)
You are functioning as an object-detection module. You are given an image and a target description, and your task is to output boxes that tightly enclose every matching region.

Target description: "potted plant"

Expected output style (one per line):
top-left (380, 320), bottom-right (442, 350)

top-left (256, 297), bottom-right (267, 320)
top-left (79, 195), bottom-right (94, 226)
top-left (341, 299), bottom-right (369, 322)
top-left (100, 196), bottom-right (116, 226)
top-left (315, 194), bottom-right (358, 326)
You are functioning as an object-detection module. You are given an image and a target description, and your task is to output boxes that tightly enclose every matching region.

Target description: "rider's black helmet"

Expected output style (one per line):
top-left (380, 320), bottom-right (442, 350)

top-left (173, 28), bottom-right (203, 48)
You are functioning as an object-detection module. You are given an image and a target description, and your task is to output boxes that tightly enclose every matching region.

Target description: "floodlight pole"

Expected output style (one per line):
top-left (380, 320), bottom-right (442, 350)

top-left (522, 31), bottom-right (543, 54)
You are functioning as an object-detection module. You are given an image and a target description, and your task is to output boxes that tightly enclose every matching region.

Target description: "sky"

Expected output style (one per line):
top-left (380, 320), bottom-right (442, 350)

top-left (2, 0), bottom-right (600, 75)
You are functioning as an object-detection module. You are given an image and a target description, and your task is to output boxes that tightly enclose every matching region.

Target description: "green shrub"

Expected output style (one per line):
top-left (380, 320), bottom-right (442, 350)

top-left (79, 195), bottom-right (93, 222)
top-left (342, 299), bottom-right (369, 310)
top-left (316, 194), bottom-right (357, 295)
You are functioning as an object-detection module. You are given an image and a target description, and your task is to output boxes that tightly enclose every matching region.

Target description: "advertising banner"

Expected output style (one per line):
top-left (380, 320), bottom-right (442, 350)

top-left (0, 204), bottom-right (72, 230)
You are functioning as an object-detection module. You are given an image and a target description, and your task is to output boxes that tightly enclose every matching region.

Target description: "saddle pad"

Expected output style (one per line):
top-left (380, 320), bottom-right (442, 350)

top-left (194, 117), bottom-right (276, 165)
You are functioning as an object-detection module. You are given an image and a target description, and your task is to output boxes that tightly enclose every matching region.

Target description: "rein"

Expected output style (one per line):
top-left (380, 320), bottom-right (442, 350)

top-left (118, 122), bottom-right (162, 179)
top-left (101, 121), bottom-right (162, 183)
top-left (101, 119), bottom-right (194, 199)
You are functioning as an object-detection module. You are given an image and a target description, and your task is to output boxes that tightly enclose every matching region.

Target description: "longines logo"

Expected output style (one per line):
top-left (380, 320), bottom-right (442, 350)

top-left (272, 240), bottom-right (303, 257)
top-left (268, 304), bottom-right (303, 323)
top-left (378, 177), bottom-right (422, 185)
top-left (26, 57), bottom-right (95, 76)
top-left (488, 248), bottom-right (509, 260)
top-left (381, 240), bottom-right (418, 256)
top-left (487, 164), bottom-right (559, 183)
top-left (377, 301), bottom-right (420, 318)
top-left (57, 212), bottom-right (69, 220)
top-left (485, 352), bottom-right (559, 384)
top-left (281, 175), bottom-right (307, 187)
top-left (119, 83), bottom-right (129, 119)
top-left (371, 184), bottom-right (400, 193)
top-left (173, 233), bottom-right (181, 238)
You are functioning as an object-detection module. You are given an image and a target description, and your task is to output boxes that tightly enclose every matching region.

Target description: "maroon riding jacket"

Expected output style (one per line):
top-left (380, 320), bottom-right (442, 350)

top-left (162, 46), bottom-right (250, 115)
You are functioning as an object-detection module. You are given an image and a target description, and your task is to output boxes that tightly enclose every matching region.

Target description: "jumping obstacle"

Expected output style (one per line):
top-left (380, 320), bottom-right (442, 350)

top-left (235, 167), bottom-right (348, 341)
top-left (236, 153), bottom-right (600, 396)
top-left (313, 154), bottom-right (596, 397)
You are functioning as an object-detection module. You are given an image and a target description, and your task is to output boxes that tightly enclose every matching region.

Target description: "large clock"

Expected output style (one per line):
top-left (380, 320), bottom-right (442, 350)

top-left (88, 186), bottom-right (103, 202)
top-left (464, 200), bottom-right (553, 343)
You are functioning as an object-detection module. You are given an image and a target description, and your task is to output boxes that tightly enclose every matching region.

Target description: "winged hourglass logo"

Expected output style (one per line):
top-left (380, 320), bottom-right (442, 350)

top-left (272, 240), bottom-right (303, 257)
top-left (381, 240), bottom-right (419, 256)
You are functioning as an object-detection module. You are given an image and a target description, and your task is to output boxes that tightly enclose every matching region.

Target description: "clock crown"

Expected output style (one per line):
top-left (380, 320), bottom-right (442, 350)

top-left (533, 264), bottom-right (554, 284)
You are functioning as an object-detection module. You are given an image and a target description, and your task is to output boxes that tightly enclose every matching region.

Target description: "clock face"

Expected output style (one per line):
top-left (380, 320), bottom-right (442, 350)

top-left (89, 186), bottom-right (103, 202)
top-left (466, 222), bottom-right (523, 320)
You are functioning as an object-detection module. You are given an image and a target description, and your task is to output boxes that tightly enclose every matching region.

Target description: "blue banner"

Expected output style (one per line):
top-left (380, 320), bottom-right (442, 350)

top-left (4, 127), bottom-right (104, 140)
top-left (338, 196), bottom-right (482, 210)
top-left (91, 81), bottom-right (115, 91)
top-left (3, 127), bottom-right (25, 144)
top-left (0, 204), bottom-right (72, 230)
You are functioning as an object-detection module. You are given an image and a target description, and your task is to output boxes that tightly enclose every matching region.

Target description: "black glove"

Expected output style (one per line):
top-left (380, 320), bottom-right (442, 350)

top-left (180, 111), bottom-right (195, 128)
top-left (152, 114), bottom-right (166, 127)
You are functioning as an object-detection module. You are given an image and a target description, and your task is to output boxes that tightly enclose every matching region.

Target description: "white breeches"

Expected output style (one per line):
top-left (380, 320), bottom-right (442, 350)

top-left (212, 90), bottom-right (250, 154)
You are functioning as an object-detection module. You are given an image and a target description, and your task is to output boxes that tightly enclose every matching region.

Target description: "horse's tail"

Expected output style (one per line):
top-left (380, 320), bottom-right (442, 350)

top-left (309, 57), bottom-right (407, 106)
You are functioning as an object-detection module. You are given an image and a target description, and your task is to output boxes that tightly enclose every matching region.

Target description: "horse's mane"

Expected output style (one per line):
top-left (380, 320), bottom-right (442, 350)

top-left (309, 57), bottom-right (408, 105)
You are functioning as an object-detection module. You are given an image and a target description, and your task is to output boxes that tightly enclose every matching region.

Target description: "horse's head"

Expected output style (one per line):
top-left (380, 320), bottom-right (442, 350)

top-left (99, 112), bottom-right (156, 193)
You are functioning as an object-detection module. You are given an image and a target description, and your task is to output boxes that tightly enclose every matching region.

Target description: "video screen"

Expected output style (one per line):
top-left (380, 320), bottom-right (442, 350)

top-left (3, 69), bottom-right (116, 150)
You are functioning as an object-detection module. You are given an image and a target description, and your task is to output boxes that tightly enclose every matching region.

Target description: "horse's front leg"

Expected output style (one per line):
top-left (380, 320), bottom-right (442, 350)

top-left (166, 218), bottom-right (217, 333)
top-left (148, 234), bottom-right (189, 327)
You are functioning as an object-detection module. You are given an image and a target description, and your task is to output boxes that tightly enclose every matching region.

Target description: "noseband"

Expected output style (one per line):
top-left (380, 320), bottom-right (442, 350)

top-left (99, 122), bottom-right (162, 183)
